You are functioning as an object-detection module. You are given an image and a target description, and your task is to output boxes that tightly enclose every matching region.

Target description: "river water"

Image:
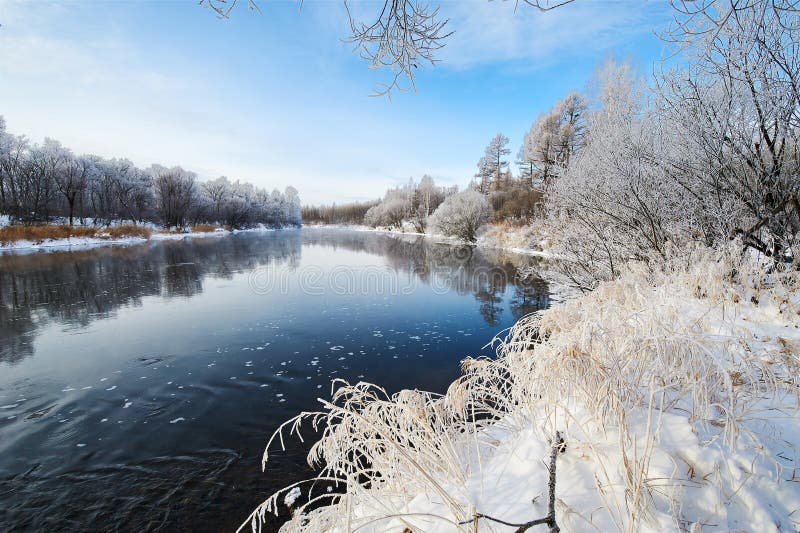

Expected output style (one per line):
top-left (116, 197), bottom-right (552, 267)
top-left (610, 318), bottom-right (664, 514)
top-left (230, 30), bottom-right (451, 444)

top-left (0, 228), bottom-right (549, 532)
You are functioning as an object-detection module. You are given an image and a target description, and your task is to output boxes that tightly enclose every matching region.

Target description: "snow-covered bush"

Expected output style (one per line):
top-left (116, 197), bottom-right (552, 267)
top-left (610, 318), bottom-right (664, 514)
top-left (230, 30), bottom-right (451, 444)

top-left (429, 189), bottom-right (490, 243)
top-left (363, 196), bottom-right (409, 229)
top-left (362, 176), bottom-right (452, 231)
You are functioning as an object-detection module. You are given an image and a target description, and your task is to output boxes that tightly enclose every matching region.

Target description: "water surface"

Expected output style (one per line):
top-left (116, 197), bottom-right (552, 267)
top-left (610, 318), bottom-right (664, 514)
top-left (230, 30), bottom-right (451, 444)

top-left (0, 228), bottom-right (548, 532)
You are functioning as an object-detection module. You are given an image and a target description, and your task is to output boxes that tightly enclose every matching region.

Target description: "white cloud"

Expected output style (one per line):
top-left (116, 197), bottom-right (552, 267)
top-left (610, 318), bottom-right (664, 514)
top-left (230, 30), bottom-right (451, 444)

top-left (438, 0), bottom-right (669, 70)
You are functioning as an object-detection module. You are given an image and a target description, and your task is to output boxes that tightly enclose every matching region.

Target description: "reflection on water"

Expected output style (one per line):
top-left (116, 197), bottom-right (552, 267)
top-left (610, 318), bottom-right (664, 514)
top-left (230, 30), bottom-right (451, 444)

top-left (0, 233), bottom-right (301, 365)
top-left (0, 228), bottom-right (548, 532)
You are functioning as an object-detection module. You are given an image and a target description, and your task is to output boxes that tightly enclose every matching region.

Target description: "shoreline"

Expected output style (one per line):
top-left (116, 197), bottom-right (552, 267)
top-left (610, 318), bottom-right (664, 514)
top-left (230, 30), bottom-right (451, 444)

top-left (0, 222), bottom-right (553, 260)
top-left (0, 225), bottom-right (291, 255)
top-left (302, 223), bottom-right (553, 259)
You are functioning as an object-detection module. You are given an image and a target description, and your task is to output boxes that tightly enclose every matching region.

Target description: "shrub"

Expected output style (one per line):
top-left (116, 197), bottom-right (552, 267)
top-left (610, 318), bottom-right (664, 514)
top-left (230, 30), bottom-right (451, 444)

top-left (429, 189), bottom-right (491, 243)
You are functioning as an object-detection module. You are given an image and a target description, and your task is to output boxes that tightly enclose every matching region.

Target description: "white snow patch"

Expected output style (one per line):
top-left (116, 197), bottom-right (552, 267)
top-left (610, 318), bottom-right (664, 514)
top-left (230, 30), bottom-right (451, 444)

top-left (284, 487), bottom-right (302, 507)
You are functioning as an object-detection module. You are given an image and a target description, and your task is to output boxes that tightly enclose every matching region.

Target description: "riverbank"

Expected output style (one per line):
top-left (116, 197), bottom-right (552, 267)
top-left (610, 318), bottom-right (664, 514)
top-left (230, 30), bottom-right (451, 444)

top-left (303, 221), bottom-right (553, 259)
top-left (0, 223), bottom-right (286, 253)
top-left (249, 244), bottom-right (800, 532)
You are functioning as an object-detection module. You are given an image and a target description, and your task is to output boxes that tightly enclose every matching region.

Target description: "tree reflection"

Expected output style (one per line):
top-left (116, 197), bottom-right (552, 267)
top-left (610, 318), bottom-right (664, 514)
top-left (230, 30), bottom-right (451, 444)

top-left (303, 229), bottom-right (550, 325)
top-left (0, 231), bottom-right (302, 364)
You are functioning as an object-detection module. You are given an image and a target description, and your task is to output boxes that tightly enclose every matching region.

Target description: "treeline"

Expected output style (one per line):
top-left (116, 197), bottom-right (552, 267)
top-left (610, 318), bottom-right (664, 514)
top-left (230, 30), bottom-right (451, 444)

top-left (0, 118), bottom-right (301, 229)
top-left (301, 199), bottom-right (380, 225)
top-left (299, 97), bottom-right (579, 240)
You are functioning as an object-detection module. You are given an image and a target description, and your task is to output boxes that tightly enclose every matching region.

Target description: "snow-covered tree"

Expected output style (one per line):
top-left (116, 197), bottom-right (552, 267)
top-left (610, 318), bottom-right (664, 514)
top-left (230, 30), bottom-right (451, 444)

top-left (283, 186), bottom-right (302, 226)
top-left (546, 59), bottom-right (679, 289)
top-left (474, 134), bottom-right (510, 194)
top-left (55, 151), bottom-right (93, 226)
top-left (152, 165), bottom-right (198, 229)
top-left (429, 189), bottom-right (491, 242)
top-left (0, 118), bottom-right (300, 229)
top-left (658, 0), bottom-right (800, 260)
top-left (518, 91), bottom-right (587, 191)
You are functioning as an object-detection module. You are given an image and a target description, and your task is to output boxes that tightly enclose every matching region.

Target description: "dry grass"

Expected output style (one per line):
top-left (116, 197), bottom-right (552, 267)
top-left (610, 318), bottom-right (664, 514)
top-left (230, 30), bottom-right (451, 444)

top-left (191, 223), bottom-right (224, 233)
top-left (0, 223), bottom-right (151, 245)
top-left (102, 224), bottom-right (152, 239)
top-left (243, 243), bottom-right (800, 532)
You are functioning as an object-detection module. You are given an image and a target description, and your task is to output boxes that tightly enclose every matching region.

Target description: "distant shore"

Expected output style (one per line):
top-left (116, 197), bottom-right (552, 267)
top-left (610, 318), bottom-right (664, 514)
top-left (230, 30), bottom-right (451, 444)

top-left (302, 222), bottom-right (554, 259)
top-left (0, 223), bottom-right (291, 254)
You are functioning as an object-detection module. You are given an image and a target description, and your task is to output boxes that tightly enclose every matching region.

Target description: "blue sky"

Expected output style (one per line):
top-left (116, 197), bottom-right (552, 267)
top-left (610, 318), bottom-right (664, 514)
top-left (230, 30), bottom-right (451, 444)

top-left (0, 0), bottom-right (672, 204)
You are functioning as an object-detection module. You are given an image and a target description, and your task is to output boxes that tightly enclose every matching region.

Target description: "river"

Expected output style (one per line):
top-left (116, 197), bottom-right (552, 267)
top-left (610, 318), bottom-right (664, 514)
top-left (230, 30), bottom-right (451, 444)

top-left (0, 228), bottom-right (549, 532)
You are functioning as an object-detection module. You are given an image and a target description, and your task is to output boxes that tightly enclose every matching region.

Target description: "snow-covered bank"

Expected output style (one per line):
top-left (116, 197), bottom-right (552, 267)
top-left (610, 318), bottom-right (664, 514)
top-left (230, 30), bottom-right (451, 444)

top-left (247, 245), bottom-right (800, 532)
top-left (304, 222), bottom-right (553, 258)
top-left (0, 225), bottom-right (285, 254)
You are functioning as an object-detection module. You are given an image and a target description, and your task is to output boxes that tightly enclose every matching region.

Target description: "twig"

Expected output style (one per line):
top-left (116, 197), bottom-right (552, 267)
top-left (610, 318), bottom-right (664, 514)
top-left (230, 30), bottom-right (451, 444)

top-left (459, 431), bottom-right (564, 532)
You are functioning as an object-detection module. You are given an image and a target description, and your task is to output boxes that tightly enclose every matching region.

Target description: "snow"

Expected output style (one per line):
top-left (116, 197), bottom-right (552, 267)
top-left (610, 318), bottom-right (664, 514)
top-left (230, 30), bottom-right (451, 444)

top-left (284, 487), bottom-right (302, 507)
top-left (0, 235), bottom-right (149, 253)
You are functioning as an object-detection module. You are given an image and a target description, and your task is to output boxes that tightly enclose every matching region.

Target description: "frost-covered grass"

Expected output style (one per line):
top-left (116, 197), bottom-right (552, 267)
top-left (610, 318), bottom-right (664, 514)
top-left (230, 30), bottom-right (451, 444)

top-left (245, 245), bottom-right (800, 532)
top-left (476, 221), bottom-right (552, 257)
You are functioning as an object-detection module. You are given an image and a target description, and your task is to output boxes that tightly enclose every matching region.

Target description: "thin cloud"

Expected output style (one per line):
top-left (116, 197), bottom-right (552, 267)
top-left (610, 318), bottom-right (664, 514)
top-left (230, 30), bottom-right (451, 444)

top-left (438, 1), bottom-right (670, 70)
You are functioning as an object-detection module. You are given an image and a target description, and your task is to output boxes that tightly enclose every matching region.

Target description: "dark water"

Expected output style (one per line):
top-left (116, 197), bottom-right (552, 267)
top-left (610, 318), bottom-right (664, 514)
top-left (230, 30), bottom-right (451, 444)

top-left (0, 228), bottom-right (549, 532)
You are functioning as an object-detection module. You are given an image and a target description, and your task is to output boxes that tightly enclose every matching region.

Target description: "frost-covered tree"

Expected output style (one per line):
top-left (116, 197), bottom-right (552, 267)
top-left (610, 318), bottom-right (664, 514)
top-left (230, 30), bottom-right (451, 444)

top-left (518, 91), bottom-right (587, 191)
top-left (361, 176), bottom-right (451, 231)
top-left (364, 196), bottom-right (409, 229)
top-left (658, 0), bottom-right (800, 260)
top-left (111, 160), bottom-right (153, 224)
top-left (23, 139), bottom-right (62, 221)
top-left (283, 186), bottom-right (302, 226)
top-left (152, 165), bottom-right (198, 229)
top-left (475, 134), bottom-right (510, 194)
top-left (55, 152), bottom-right (93, 226)
top-left (546, 59), bottom-right (681, 289)
top-left (429, 189), bottom-right (491, 242)
top-left (0, 120), bottom-right (31, 220)
top-left (203, 177), bottom-right (232, 221)
top-left (0, 118), bottom-right (300, 229)
top-left (409, 175), bottom-right (448, 232)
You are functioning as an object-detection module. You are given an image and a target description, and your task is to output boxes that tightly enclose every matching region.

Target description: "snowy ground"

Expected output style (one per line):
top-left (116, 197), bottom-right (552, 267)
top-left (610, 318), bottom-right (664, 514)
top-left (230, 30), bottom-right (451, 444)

top-left (247, 246), bottom-right (800, 532)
